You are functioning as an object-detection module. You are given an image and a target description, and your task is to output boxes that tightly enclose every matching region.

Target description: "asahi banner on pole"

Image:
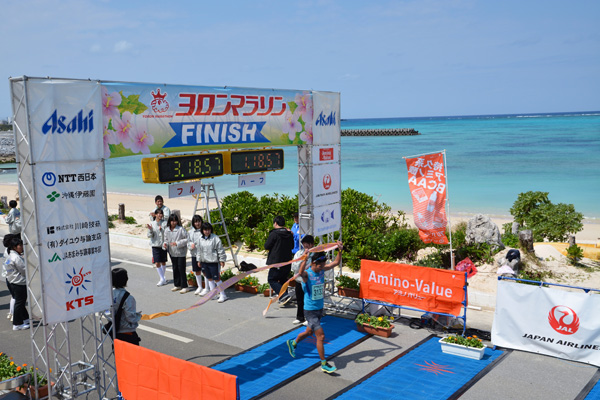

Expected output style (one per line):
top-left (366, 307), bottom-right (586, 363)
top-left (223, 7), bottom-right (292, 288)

top-left (405, 152), bottom-right (448, 244)
top-left (492, 280), bottom-right (600, 367)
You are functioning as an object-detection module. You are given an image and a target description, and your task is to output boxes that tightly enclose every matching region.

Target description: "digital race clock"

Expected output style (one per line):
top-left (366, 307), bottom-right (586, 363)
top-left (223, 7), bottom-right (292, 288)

top-left (141, 153), bottom-right (224, 183)
top-left (226, 149), bottom-right (284, 174)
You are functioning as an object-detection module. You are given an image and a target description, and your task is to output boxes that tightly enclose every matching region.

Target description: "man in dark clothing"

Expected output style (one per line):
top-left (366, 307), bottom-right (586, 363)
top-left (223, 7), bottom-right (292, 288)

top-left (265, 216), bottom-right (294, 301)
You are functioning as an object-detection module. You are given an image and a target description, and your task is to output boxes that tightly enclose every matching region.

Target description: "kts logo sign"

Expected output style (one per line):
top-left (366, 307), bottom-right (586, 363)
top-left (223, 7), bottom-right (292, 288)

top-left (151, 88), bottom-right (169, 113)
top-left (66, 267), bottom-right (92, 296)
top-left (548, 305), bottom-right (580, 335)
top-left (323, 174), bottom-right (332, 190)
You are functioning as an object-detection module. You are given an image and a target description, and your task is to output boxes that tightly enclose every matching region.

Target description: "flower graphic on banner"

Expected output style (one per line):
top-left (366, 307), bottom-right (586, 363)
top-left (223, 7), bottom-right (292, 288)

top-left (281, 91), bottom-right (314, 144)
top-left (101, 85), bottom-right (148, 158)
top-left (129, 125), bottom-right (154, 154)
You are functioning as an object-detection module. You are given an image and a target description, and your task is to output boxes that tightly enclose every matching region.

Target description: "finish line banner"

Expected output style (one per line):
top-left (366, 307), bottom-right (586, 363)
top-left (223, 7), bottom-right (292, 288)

top-left (360, 260), bottom-right (466, 317)
top-left (492, 280), bottom-right (600, 367)
top-left (405, 152), bottom-right (448, 244)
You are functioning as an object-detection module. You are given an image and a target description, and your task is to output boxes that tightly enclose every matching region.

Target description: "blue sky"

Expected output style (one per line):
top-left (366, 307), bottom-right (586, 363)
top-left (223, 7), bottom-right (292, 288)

top-left (1, 0), bottom-right (598, 119)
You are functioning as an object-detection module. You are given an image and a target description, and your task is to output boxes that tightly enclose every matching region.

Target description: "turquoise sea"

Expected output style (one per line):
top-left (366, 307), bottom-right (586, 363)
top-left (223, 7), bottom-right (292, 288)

top-left (1, 112), bottom-right (599, 219)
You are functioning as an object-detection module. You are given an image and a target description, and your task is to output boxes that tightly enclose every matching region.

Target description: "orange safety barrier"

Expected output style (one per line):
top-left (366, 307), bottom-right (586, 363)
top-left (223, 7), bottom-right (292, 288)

top-left (115, 339), bottom-right (238, 400)
top-left (360, 260), bottom-right (466, 316)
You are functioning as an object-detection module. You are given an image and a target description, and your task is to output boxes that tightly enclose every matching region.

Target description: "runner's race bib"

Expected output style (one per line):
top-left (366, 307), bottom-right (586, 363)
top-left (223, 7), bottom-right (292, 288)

top-left (311, 284), bottom-right (324, 300)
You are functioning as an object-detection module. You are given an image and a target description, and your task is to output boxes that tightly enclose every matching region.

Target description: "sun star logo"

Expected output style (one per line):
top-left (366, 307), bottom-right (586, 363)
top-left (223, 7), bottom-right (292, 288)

top-left (323, 174), bottom-right (332, 190)
top-left (548, 305), bottom-right (580, 335)
top-left (66, 267), bottom-right (92, 296)
top-left (415, 361), bottom-right (454, 375)
top-left (151, 88), bottom-right (169, 113)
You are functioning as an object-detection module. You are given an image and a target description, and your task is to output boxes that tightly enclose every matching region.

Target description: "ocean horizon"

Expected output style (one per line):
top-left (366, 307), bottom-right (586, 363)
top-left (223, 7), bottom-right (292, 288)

top-left (1, 111), bottom-right (599, 220)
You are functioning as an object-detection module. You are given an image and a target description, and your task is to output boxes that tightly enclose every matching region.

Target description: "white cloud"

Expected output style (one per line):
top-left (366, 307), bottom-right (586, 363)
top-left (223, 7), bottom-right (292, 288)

top-left (114, 40), bottom-right (133, 53)
top-left (339, 73), bottom-right (359, 81)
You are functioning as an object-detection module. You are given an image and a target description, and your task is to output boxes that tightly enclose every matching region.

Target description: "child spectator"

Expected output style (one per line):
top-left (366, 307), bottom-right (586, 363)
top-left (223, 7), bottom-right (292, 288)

top-left (146, 208), bottom-right (168, 286)
top-left (2, 234), bottom-right (17, 321)
top-left (163, 213), bottom-right (189, 293)
top-left (111, 267), bottom-right (141, 345)
top-left (195, 222), bottom-right (228, 303)
top-left (5, 200), bottom-right (21, 234)
top-left (188, 215), bottom-right (208, 295)
top-left (149, 195), bottom-right (170, 222)
top-left (5, 237), bottom-right (29, 330)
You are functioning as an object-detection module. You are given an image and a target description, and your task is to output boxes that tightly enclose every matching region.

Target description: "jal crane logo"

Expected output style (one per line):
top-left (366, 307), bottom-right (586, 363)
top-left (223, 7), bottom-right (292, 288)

top-left (322, 174), bottom-right (332, 190)
top-left (548, 305), bottom-right (580, 335)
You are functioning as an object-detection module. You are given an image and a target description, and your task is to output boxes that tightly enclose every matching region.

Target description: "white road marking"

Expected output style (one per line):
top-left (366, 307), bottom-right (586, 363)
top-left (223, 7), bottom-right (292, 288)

top-left (137, 325), bottom-right (193, 343)
top-left (111, 257), bottom-right (171, 271)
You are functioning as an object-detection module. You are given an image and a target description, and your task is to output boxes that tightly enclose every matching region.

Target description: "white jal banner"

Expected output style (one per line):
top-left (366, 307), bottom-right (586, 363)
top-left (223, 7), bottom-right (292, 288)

top-left (312, 163), bottom-right (341, 207)
top-left (34, 160), bottom-right (111, 324)
top-left (313, 203), bottom-right (341, 236)
top-left (27, 80), bottom-right (103, 162)
top-left (492, 280), bottom-right (600, 366)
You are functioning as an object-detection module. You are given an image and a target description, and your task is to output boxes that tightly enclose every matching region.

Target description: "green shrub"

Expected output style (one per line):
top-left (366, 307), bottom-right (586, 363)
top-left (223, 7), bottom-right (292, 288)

top-left (238, 275), bottom-right (260, 287)
top-left (455, 242), bottom-right (494, 265)
top-left (335, 275), bottom-right (360, 290)
top-left (108, 214), bottom-right (137, 224)
top-left (566, 244), bottom-right (584, 265)
top-left (501, 222), bottom-right (519, 248)
top-left (416, 251), bottom-right (445, 269)
top-left (510, 191), bottom-right (583, 242)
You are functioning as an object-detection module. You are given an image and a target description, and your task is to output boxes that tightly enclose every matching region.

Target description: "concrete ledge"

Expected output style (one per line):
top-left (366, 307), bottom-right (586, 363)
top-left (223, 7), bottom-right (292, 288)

top-left (467, 289), bottom-right (496, 310)
top-left (109, 232), bottom-right (149, 249)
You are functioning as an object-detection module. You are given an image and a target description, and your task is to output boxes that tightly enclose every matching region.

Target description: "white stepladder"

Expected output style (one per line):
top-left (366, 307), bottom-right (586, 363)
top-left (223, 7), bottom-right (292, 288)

top-left (191, 183), bottom-right (239, 272)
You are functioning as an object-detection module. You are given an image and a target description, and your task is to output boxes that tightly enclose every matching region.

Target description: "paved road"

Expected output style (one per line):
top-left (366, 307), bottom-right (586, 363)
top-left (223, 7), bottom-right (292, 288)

top-left (1, 230), bottom-right (599, 399)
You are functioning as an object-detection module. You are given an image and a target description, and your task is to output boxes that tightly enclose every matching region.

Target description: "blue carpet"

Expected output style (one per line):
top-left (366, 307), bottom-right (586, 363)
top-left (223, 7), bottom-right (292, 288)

top-left (335, 336), bottom-right (504, 400)
top-left (586, 379), bottom-right (600, 399)
top-left (212, 316), bottom-right (368, 400)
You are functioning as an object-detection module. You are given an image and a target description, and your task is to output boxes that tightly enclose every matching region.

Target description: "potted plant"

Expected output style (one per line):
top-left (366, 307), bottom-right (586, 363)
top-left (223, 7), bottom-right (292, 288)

top-left (354, 313), bottom-right (394, 338)
top-left (336, 275), bottom-right (360, 298)
top-left (439, 334), bottom-right (486, 360)
top-left (235, 276), bottom-right (260, 294)
top-left (186, 271), bottom-right (198, 287)
top-left (258, 283), bottom-right (273, 297)
top-left (1, 352), bottom-right (51, 399)
top-left (220, 268), bottom-right (235, 282)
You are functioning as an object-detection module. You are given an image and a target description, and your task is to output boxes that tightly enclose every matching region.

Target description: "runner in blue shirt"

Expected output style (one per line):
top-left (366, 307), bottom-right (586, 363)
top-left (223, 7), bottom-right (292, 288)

top-left (286, 241), bottom-right (343, 373)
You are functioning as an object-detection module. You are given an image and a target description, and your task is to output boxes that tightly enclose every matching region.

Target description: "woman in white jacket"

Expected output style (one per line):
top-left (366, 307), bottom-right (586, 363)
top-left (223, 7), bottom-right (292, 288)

top-left (147, 208), bottom-right (168, 286)
top-left (195, 221), bottom-right (228, 303)
top-left (163, 213), bottom-right (189, 294)
top-left (5, 237), bottom-right (30, 330)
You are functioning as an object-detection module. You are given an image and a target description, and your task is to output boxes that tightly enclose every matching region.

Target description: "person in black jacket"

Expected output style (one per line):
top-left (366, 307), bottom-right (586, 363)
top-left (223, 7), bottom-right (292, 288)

top-left (265, 216), bottom-right (294, 302)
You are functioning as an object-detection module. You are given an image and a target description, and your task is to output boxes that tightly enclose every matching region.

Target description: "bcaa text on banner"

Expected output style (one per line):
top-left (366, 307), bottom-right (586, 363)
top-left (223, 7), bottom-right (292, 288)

top-left (360, 260), bottom-right (466, 317)
top-left (405, 152), bottom-right (449, 244)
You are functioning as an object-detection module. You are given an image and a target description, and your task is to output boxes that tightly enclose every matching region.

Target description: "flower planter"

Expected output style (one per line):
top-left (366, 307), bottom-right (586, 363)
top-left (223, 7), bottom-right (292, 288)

top-left (338, 287), bottom-right (360, 298)
top-left (263, 289), bottom-right (274, 297)
top-left (17, 382), bottom-right (53, 399)
top-left (187, 278), bottom-right (198, 287)
top-left (0, 373), bottom-right (30, 390)
top-left (235, 284), bottom-right (258, 294)
top-left (356, 323), bottom-right (393, 338)
top-left (439, 338), bottom-right (486, 360)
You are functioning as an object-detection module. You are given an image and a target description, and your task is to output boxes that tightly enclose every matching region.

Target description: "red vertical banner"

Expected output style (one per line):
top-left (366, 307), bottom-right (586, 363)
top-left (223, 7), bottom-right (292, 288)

top-left (405, 152), bottom-right (449, 244)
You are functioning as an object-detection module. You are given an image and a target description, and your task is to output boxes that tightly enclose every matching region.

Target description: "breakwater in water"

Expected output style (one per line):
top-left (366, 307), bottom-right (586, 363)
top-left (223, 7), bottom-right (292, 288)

top-left (341, 128), bottom-right (419, 136)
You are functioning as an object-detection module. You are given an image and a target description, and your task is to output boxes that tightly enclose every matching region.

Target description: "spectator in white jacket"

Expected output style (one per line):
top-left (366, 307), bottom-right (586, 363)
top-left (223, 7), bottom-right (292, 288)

top-left (163, 213), bottom-right (189, 294)
top-left (2, 234), bottom-right (17, 321)
top-left (5, 200), bottom-right (21, 234)
top-left (187, 215), bottom-right (208, 295)
top-left (147, 208), bottom-right (168, 286)
top-left (5, 237), bottom-right (29, 330)
top-left (195, 222), bottom-right (228, 303)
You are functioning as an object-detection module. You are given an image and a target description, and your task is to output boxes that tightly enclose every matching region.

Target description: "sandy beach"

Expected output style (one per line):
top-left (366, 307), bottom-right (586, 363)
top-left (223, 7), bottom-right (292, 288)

top-left (1, 183), bottom-right (599, 243)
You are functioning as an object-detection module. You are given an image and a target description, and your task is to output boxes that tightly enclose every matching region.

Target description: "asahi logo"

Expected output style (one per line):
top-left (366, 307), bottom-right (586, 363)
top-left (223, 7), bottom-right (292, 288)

top-left (42, 109), bottom-right (94, 134)
top-left (548, 305), bottom-right (580, 335)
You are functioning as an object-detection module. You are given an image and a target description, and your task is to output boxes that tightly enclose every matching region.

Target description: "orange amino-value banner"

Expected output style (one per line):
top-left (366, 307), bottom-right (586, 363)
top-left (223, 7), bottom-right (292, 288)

top-left (360, 260), bottom-right (466, 316)
top-left (405, 152), bottom-right (449, 244)
top-left (115, 340), bottom-right (238, 400)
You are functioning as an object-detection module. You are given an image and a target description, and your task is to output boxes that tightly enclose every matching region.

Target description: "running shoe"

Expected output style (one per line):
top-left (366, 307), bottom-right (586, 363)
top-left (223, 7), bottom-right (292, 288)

top-left (12, 323), bottom-right (30, 331)
top-left (292, 319), bottom-right (303, 324)
top-left (279, 294), bottom-right (292, 306)
top-left (198, 287), bottom-right (210, 296)
top-left (286, 339), bottom-right (296, 358)
top-left (180, 287), bottom-right (191, 294)
top-left (171, 287), bottom-right (182, 292)
top-left (218, 293), bottom-right (228, 303)
top-left (156, 279), bottom-right (167, 287)
top-left (321, 362), bottom-right (337, 374)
